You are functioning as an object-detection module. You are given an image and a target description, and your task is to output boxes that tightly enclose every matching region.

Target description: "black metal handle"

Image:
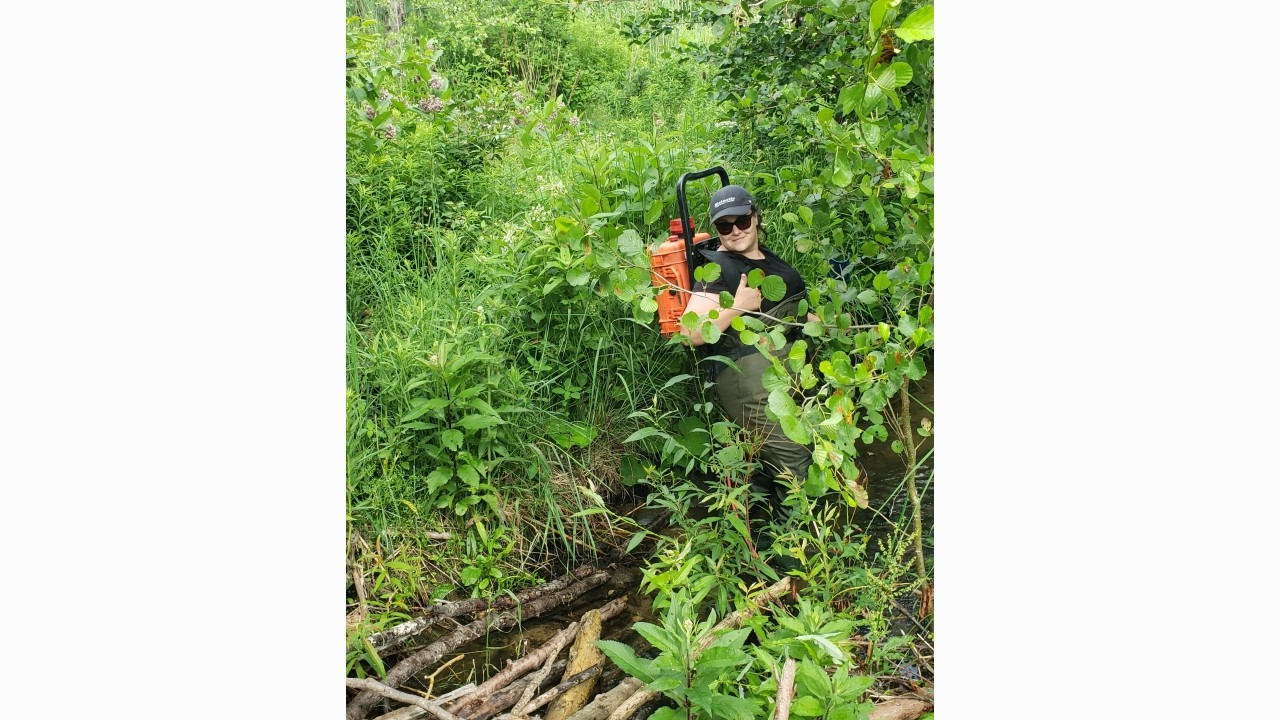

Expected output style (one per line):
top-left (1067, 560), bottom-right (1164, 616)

top-left (675, 166), bottom-right (730, 280)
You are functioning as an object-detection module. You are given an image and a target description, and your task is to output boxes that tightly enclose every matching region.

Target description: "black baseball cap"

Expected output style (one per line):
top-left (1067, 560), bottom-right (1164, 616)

top-left (708, 185), bottom-right (757, 223)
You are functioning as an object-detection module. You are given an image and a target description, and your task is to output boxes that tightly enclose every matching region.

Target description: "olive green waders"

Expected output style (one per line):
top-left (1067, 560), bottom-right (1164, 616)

top-left (707, 310), bottom-right (813, 559)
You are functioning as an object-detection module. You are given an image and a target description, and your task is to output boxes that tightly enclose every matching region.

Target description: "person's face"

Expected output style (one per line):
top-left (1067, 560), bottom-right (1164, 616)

top-left (714, 213), bottom-right (759, 255)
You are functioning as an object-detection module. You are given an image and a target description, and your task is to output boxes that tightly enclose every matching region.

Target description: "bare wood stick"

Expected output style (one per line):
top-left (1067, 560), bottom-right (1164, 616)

top-left (448, 621), bottom-right (580, 717)
top-left (605, 577), bottom-right (792, 720)
top-left (425, 654), bottom-right (467, 698)
top-left (371, 684), bottom-right (478, 720)
top-left (869, 698), bottom-right (931, 720)
top-left (348, 571), bottom-right (610, 720)
top-left (517, 664), bottom-right (602, 716)
top-left (371, 565), bottom-right (598, 651)
top-left (774, 657), bottom-right (796, 720)
top-left (462, 658), bottom-right (566, 720)
top-left (509, 629), bottom-right (577, 715)
top-left (346, 678), bottom-right (467, 720)
top-left (562, 678), bottom-right (643, 720)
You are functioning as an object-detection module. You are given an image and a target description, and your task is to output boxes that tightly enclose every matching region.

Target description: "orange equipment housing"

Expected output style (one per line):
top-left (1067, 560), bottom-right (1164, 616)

top-left (650, 217), bottom-right (710, 337)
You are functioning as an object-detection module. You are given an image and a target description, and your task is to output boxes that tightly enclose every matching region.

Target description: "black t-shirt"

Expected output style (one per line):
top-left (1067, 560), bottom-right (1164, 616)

top-left (691, 246), bottom-right (806, 314)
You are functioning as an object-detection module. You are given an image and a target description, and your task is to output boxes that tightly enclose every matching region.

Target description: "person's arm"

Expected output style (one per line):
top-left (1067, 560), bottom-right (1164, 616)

top-left (680, 274), bottom-right (762, 347)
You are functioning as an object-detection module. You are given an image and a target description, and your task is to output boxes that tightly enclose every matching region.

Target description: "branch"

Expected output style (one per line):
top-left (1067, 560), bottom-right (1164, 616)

top-left (346, 678), bottom-right (467, 720)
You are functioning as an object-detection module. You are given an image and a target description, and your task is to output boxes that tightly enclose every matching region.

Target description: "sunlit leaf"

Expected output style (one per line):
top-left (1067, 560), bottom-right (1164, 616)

top-left (896, 5), bottom-right (934, 42)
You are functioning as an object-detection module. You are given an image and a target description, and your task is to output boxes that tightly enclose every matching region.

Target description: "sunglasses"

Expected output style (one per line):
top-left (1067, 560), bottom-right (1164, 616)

top-left (714, 215), bottom-right (754, 235)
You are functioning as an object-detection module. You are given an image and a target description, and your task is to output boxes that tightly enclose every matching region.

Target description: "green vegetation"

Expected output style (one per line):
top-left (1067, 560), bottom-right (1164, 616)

top-left (346, 0), bottom-right (934, 715)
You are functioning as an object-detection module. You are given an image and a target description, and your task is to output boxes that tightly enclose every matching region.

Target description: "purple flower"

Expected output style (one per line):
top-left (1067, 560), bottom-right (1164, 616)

top-left (568, 116), bottom-right (580, 127)
top-left (429, 77), bottom-right (444, 91)
top-left (379, 88), bottom-right (390, 101)
top-left (383, 124), bottom-right (396, 139)
top-left (419, 96), bottom-right (444, 113)
top-left (363, 104), bottom-right (375, 120)
top-left (512, 90), bottom-right (525, 104)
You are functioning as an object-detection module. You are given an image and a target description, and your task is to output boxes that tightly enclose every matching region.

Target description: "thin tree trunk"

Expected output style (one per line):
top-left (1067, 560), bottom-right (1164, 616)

top-left (774, 657), bottom-right (796, 720)
top-left (899, 385), bottom-right (927, 579)
top-left (347, 571), bottom-right (610, 720)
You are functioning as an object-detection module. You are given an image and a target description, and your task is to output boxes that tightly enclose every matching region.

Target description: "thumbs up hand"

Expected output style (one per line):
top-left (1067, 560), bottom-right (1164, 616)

top-left (733, 273), bottom-right (762, 313)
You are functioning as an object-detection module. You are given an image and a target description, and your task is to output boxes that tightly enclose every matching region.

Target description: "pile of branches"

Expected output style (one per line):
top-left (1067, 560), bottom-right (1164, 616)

top-left (346, 565), bottom-right (930, 720)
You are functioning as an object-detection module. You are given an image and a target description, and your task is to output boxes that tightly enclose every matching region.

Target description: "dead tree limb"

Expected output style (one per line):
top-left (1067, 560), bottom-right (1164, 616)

top-left (544, 605), bottom-right (604, 720)
top-left (461, 658), bottom-right (566, 720)
top-left (774, 657), bottom-right (796, 720)
top-left (869, 698), bottom-right (931, 720)
top-left (348, 571), bottom-right (610, 720)
top-left (370, 565), bottom-right (599, 651)
top-left (563, 679), bottom-right (643, 720)
top-left (516, 664), bottom-right (602, 717)
top-left (605, 577), bottom-right (793, 720)
top-left (346, 678), bottom-right (467, 720)
top-left (370, 683), bottom-right (476, 720)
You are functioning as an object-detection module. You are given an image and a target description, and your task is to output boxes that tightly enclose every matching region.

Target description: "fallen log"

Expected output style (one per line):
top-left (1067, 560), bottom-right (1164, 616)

top-left (347, 571), bottom-right (610, 720)
top-left (604, 577), bottom-right (793, 720)
top-left (370, 565), bottom-right (599, 651)
top-left (346, 678), bottom-right (467, 720)
top-left (544, 607), bottom-right (604, 720)
top-left (449, 596), bottom-right (629, 718)
top-left (562, 679), bottom-right (643, 720)
top-left (869, 698), bottom-right (930, 720)
top-left (774, 657), bottom-right (796, 720)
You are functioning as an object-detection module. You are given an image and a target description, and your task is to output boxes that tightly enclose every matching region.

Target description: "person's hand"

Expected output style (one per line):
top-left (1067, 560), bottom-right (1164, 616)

top-left (733, 274), bottom-right (762, 312)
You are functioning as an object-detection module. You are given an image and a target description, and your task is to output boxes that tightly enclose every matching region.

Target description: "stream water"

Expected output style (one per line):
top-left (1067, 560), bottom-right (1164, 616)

top-left (387, 373), bottom-right (934, 707)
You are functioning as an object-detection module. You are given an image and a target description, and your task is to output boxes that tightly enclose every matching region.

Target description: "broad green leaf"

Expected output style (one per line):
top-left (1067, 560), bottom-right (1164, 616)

top-left (719, 291), bottom-right (735, 308)
top-left (906, 356), bottom-right (927, 380)
top-left (797, 205), bottom-right (813, 226)
top-left (457, 463), bottom-right (480, 487)
top-left (870, 0), bottom-right (889, 32)
top-left (700, 319), bottom-right (721, 344)
top-left (426, 468), bottom-right (452, 493)
top-left (896, 5), bottom-right (934, 42)
top-left (790, 696), bottom-right (826, 717)
top-left (873, 272), bottom-right (891, 291)
top-left (761, 363), bottom-right (790, 392)
top-left (644, 674), bottom-right (684, 693)
top-left (458, 414), bottom-right (503, 430)
top-left (856, 289), bottom-right (879, 305)
top-left (567, 267), bottom-right (590, 286)
top-left (795, 659), bottom-right (830, 697)
top-left (639, 296), bottom-right (658, 313)
top-left (739, 328), bottom-right (760, 346)
top-left (747, 268), bottom-right (766, 287)
top-left (760, 274), bottom-right (787, 302)
top-left (440, 429), bottom-right (464, 451)
top-left (802, 321), bottom-right (824, 337)
top-left (767, 389), bottom-right (798, 418)
top-left (890, 61), bottom-right (913, 87)
top-left (595, 640), bottom-right (656, 683)
top-left (617, 228), bottom-right (642, 256)
top-left (918, 261), bottom-right (933, 285)
top-left (680, 310), bottom-right (700, 331)
top-left (779, 415), bottom-right (812, 445)
top-left (644, 198), bottom-right (664, 225)
top-left (832, 147), bottom-right (853, 188)
top-left (631, 622), bottom-right (679, 655)
top-left (700, 262), bottom-right (722, 283)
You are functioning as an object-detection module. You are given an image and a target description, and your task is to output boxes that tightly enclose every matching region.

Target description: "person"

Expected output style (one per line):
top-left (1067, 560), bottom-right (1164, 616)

top-left (680, 184), bottom-right (818, 559)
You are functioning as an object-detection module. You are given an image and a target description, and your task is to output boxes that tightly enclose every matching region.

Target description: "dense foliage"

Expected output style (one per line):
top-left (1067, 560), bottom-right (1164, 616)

top-left (346, 1), bottom-right (933, 715)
